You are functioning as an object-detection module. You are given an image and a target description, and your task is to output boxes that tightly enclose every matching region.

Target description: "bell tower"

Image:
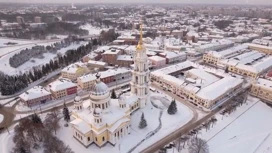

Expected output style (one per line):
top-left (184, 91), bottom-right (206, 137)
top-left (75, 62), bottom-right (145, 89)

top-left (130, 20), bottom-right (150, 108)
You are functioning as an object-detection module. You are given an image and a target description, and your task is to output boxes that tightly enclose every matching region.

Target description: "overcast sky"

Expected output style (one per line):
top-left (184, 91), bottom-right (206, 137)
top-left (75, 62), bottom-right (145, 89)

top-left (0, 0), bottom-right (271, 5)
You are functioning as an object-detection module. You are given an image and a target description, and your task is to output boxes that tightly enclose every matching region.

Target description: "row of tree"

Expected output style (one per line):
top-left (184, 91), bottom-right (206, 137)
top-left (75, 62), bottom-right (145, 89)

top-left (0, 39), bottom-right (98, 95)
top-left (9, 38), bottom-right (74, 68)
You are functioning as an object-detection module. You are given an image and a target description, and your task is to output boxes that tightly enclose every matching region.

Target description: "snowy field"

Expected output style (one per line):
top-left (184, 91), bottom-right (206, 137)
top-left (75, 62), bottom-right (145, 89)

top-left (0, 41), bottom-right (87, 75)
top-left (176, 96), bottom-right (272, 153)
top-left (0, 38), bottom-right (35, 47)
top-left (0, 114), bottom-right (3, 123)
top-left (80, 24), bottom-right (108, 35)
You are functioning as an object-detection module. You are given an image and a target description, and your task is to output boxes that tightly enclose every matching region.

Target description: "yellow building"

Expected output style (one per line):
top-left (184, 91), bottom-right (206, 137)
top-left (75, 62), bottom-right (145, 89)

top-left (250, 78), bottom-right (272, 103)
top-left (61, 62), bottom-right (89, 81)
top-left (71, 77), bottom-right (131, 147)
top-left (247, 43), bottom-right (272, 55)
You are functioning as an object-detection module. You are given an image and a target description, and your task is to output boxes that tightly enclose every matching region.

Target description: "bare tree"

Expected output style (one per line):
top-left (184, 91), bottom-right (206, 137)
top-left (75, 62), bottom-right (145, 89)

top-left (44, 107), bottom-right (61, 135)
top-left (188, 137), bottom-right (209, 153)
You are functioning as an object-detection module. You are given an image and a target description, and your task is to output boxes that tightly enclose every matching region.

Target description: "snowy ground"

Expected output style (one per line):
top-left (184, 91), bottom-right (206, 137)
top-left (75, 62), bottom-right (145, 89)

top-left (0, 38), bottom-right (35, 47)
top-left (0, 41), bottom-right (87, 75)
top-left (174, 96), bottom-right (272, 153)
top-left (0, 129), bottom-right (14, 153)
top-left (80, 24), bottom-right (108, 35)
top-left (0, 114), bottom-right (4, 123)
top-left (0, 97), bottom-right (15, 105)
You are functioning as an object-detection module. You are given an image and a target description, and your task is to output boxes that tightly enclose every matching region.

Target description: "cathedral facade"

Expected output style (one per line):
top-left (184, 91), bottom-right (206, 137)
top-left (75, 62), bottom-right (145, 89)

top-left (70, 23), bottom-right (150, 147)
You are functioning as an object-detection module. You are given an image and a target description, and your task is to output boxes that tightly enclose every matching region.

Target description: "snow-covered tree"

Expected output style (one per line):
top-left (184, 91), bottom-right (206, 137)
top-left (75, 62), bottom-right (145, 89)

top-left (188, 138), bottom-right (209, 153)
top-left (63, 102), bottom-right (70, 127)
top-left (167, 99), bottom-right (177, 115)
top-left (139, 113), bottom-right (147, 129)
top-left (111, 89), bottom-right (117, 99)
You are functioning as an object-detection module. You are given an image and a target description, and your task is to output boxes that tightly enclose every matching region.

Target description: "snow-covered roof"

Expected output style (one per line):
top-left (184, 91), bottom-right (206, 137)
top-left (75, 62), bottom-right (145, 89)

top-left (88, 60), bottom-right (107, 66)
top-left (72, 98), bottom-right (130, 134)
top-left (78, 68), bottom-right (131, 83)
top-left (102, 49), bottom-right (121, 55)
top-left (19, 86), bottom-right (51, 101)
top-left (246, 43), bottom-right (272, 52)
top-left (148, 55), bottom-right (166, 62)
top-left (256, 78), bottom-right (272, 89)
top-left (160, 51), bottom-right (186, 59)
top-left (152, 61), bottom-right (193, 75)
top-left (187, 68), bottom-right (220, 88)
top-left (62, 62), bottom-right (86, 74)
top-left (71, 119), bottom-right (91, 134)
top-left (207, 45), bottom-right (248, 58)
top-left (49, 79), bottom-right (77, 92)
top-left (117, 55), bottom-right (133, 61)
top-left (196, 77), bottom-right (243, 101)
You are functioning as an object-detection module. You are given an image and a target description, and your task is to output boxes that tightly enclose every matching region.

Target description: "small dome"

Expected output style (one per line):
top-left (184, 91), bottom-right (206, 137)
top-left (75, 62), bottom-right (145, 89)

top-left (90, 81), bottom-right (109, 96)
top-left (74, 96), bottom-right (82, 102)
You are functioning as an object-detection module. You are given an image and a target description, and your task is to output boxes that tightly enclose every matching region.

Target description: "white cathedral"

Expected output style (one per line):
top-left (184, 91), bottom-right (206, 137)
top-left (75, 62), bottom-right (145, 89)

top-left (70, 24), bottom-right (150, 147)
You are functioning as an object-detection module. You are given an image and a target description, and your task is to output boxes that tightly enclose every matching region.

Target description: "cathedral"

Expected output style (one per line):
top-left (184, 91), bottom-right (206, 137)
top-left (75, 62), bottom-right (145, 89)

top-left (70, 23), bottom-right (150, 147)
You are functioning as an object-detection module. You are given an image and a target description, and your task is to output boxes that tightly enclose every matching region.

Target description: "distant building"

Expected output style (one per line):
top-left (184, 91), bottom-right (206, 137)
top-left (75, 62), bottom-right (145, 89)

top-left (251, 78), bottom-right (272, 103)
top-left (87, 60), bottom-right (107, 71)
top-left (16, 16), bottom-right (25, 24)
top-left (203, 45), bottom-right (272, 78)
top-left (117, 55), bottom-right (134, 67)
top-left (49, 79), bottom-right (77, 99)
top-left (61, 62), bottom-right (89, 81)
top-left (102, 49), bottom-right (122, 66)
top-left (19, 86), bottom-right (52, 107)
top-left (158, 51), bottom-right (187, 64)
top-left (148, 56), bottom-right (166, 68)
top-left (77, 68), bottom-right (132, 90)
top-left (246, 43), bottom-right (272, 55)
top-left (34, 16), bottom-right (42, 23)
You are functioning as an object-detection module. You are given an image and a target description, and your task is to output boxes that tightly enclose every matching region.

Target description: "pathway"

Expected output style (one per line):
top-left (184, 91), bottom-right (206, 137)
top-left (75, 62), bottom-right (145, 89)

top-left (127, 96), bottom-right (167, 153)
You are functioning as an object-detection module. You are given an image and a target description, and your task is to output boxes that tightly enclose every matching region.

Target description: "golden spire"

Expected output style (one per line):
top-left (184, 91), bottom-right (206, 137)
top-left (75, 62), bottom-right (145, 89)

top-left (136, 20), bottom-right (144, 51)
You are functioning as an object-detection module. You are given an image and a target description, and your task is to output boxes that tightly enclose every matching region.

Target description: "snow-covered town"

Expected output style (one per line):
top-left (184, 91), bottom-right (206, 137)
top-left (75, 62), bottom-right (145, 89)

top-left (0, 1), bottom-right (272, 153)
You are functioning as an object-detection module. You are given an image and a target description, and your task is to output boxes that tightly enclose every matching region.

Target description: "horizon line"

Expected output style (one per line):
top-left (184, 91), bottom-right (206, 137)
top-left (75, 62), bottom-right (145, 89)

top-left (0, 2), bottom-right (271, 5)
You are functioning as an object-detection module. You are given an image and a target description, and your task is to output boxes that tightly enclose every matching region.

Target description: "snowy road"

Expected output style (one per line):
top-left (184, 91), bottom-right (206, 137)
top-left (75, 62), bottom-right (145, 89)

top-left (140, 83), bottom-right (248, 153)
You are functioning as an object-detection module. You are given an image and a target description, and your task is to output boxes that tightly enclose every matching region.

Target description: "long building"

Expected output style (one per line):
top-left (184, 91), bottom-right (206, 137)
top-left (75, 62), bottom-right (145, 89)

top-left (19, 86), bottom-right (52, 107)
top-left (77, 68), bottom-right (132, 90)
top-left (203, 45), bottom-right (272, 78)
top-left (151, 61), bottom-right (243, 109)
top-left (49, 79), bottom-right (77, 99)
